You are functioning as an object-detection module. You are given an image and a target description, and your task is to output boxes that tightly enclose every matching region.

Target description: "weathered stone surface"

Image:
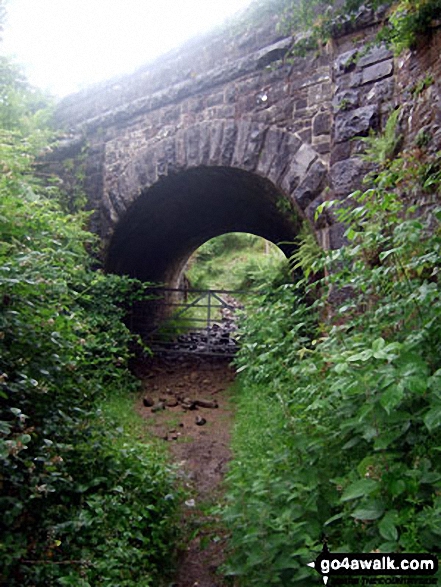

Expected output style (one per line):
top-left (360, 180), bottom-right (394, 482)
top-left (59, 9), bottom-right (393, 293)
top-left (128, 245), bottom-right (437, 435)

top-left (292, 160), bottom-right (328, 210)
top-left (334, 49), bottom-right (358, 76)
top-left (266, 131), bottom-right (302, 185)
top-left (334, 105), bottom-right (378, 143)
top-left (232, 121), bottom-right (268, 171)
top-left (332, 89), bottom-right (360, 113)
top-left (256, 127), bottom-right (287, 177)
top-left (330, 158), bottom-right (366, 196)
top-left (281, 143), bottom-right (317, 194)
top-left (330, 4), bottom-right (376, 38)
top-left (329, 141), bottom-right (350, 165)
top-left (256, 37), bottom-right (292, 68)
top-left (220, 121), bottom-right (238, 166)
top-left (357, 45), bottom-right (393, 68)
top-left (44, 7), bottom-right (441, 293)
top-left (313, 112), bottom-right (331, 136)
top-left (366, 78), bottom-right (394, 105)
top-left (185, 125), bottom-right (201, 168)
top-left (208, 121), bottom-right (224, 165)
top-left (314, 141), bottom-right (331, 155)
top-left (328, 222), bottom-right (347, 250)
top-left (362, 60), bottom-right (393, 85)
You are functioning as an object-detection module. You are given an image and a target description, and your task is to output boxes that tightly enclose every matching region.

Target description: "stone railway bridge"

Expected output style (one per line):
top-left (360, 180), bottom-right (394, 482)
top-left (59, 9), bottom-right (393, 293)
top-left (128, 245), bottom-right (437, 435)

top-left (49, 5), bottom-right (441, 288)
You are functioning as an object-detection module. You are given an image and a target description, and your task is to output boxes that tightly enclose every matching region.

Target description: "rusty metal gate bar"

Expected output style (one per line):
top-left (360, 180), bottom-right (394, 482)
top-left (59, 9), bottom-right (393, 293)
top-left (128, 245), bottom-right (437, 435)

top-left (128, 287), bottom-right (247, 357)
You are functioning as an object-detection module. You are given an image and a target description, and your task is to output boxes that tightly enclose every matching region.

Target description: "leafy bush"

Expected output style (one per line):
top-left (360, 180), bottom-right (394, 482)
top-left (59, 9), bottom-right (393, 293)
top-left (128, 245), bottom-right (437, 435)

top-left (221, 117), bottom-right (441, 585)
top-left (0, 58), bottom-right (179, 586)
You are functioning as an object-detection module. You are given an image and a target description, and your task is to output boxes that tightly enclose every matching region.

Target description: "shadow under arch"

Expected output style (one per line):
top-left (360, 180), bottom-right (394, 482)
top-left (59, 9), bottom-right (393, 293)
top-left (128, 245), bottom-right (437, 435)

top-left (105, 166), bottom-right (303, 287)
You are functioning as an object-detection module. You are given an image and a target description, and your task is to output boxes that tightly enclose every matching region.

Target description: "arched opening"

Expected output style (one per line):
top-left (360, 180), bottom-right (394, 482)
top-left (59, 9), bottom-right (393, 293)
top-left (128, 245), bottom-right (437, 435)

top-left (185, 231), bottom-right (288, 291)
top-left (105, 166), bottom-right (303, 288)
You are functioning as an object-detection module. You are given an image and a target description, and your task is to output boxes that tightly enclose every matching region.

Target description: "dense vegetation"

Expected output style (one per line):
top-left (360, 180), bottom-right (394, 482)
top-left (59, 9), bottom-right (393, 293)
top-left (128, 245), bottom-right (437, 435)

top-left (2, 1), bottom-right (440, 586)
top-left (0, 58), bottom-right (179, 586)
top-left (241, 0), bottom-right (441, 57)
top-left (220, 110), bottom-right (441, 584)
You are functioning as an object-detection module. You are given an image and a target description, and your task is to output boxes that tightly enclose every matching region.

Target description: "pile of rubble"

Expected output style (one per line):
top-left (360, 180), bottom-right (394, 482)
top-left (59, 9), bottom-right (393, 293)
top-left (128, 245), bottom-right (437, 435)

top-left (151, 295), bottom-right (244, 357)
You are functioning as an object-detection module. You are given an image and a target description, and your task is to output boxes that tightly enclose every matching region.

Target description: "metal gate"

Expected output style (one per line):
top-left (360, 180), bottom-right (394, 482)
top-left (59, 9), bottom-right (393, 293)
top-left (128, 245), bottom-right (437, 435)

top-left (127, 288), bottom-right (246, 357)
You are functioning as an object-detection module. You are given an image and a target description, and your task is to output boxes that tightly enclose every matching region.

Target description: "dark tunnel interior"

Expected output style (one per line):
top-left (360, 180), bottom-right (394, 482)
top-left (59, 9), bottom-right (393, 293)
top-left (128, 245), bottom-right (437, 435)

top-left (105, 166), bottom-right (303, 286)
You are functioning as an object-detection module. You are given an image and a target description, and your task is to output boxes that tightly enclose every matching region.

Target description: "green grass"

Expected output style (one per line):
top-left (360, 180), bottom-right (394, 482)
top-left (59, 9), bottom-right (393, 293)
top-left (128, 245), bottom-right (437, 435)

top-left (186, 232), bottom-right (288, 291)
top-left (98, 389), bottom-right (168, 452)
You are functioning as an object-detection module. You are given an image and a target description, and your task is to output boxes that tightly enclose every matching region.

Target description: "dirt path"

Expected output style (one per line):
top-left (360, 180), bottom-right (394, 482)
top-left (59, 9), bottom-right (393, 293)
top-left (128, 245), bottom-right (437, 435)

top-left (134, 355), bottom-right (236, 587)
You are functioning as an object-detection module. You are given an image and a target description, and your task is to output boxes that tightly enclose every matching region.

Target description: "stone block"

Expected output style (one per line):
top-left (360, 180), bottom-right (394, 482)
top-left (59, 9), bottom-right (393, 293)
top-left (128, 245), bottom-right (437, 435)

top-left (256, 127), bottom-right (287, 177)
top-left (330, 157), bottom-right (365, 195)
top-left (280, 143), bottom-right (317, 194)
top-left (175, 133), bottom-right (187, 170)
top-left (224, 85), bottom-right (237, 104)
top-left (357, 45), bottom-right (393, 68)
top-left (297, 127), bottom-right (312, 143)
top-left (334, 105), bottom-right (378, 142)
top-left (199, 123), bottom-right (211, 165)
top-left (185, 125), bottom-right (200, 167)
top-left (366, 78), bottom-right (394, 105)
top-left (328, 222), bottom-right (347, 250)
top-left (291, 70), bottom-right (331, 91)
top-left (291, 159), bottom-right (328, 210)
top-left (267, 131), bottom-right (303, 185)
top-left (313, 112), bottom-right (332, 136)
top-left (362, 60), bottom-right (393, 85)
top-left (295, 97), bottom-right (308, 110)
top-left (208, 121), bottom-right (224, 166)
top-left (334, 49), bottom-right (358, 75)
top-left (244, 127), bottom-right (268, 170)
top-left (206, 92), bottom-right (224, 107)
top-left (156, 138), bottom-right (177, 176)
top-left (220, 121), bottom-right (238, 166)
top-left (308, 82), bottom-right (332, 104)
top-left (314, 141), bottom-right (331, 155)
top-left (332, 89), bottom-right (360, 112)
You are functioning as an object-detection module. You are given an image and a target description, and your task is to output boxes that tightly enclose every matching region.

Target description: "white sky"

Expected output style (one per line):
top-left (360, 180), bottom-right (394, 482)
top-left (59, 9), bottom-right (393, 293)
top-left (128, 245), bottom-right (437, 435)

top-left (2, 0), bottom-right (255, 98)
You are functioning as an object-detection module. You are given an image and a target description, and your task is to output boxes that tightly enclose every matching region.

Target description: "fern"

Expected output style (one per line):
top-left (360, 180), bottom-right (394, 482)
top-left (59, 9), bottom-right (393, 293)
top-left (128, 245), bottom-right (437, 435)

top-left (360, 108), bottom-right (403, 166)
top-left (288, 225), bottom-right (323, 279)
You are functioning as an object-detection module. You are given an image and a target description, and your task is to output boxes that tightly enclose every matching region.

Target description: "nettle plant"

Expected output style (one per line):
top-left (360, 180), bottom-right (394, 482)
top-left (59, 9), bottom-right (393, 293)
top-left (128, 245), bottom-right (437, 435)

top-left (222, 112), bottom-right (441, 585)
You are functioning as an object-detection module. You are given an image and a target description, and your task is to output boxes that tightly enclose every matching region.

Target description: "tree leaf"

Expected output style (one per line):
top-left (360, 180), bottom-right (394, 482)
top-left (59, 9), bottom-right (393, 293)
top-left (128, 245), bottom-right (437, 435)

top-left (351, 500), bottom-right (385, 521)
top-left (424, 404), bottom-right (441, 433)
top-left (379, 512), bottom-right (398, 542)
top-left (341, 479), bottom-right (378, 502)
top-left (347, 349), bottom-right (373, 362)
top-left (380, 384), bottom-right (404, 414)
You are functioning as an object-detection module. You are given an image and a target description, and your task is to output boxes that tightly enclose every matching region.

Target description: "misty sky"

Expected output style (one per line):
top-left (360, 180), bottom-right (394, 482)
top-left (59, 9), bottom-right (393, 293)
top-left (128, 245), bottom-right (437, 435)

top-left (2, 0), bottom-right (254, 97)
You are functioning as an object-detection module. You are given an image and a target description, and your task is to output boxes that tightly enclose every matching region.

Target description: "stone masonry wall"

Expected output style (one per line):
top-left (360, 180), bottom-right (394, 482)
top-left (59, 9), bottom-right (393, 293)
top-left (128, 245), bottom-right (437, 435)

top-left (50, 8), bottom-right (441, 256)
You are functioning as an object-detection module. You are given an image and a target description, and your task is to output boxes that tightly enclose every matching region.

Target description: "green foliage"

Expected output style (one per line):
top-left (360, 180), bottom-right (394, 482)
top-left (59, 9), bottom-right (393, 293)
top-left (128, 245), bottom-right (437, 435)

top-left (288, 225), bottom-right (323, 280)
top-left (378, 0), bottom-right (441, 54)
top-left (0, 55), bottom-right (179, 586)
top-left (186, 232), bottom-right (289, 291)
top-left (221, 113), bottom-right (441, 585)
top-left (411, 74), bottom-right (434, 97)
top-left (279, 0), bottom-right (440, 56)
top-left (359, 107), bottom-right (403, 165)
top-left (0, 56), bottom-right (53, 136)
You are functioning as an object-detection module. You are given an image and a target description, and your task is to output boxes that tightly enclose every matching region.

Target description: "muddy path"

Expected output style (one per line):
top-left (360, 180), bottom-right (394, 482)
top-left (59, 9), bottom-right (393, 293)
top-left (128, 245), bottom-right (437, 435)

top-left (133, 355), bottom-right (237, 587)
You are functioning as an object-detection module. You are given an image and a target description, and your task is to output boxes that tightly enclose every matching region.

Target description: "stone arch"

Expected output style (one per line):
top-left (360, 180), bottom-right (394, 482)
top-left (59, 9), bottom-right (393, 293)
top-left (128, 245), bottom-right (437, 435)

top-left (104, 120), bottom-right (330, 285)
